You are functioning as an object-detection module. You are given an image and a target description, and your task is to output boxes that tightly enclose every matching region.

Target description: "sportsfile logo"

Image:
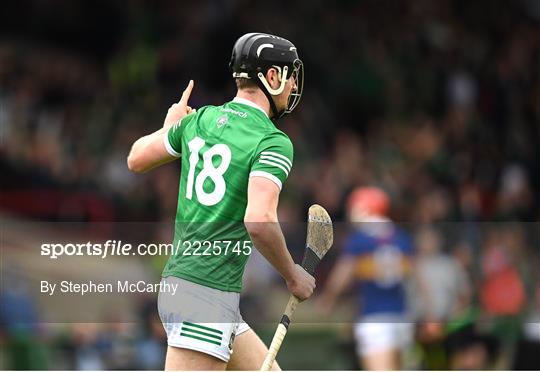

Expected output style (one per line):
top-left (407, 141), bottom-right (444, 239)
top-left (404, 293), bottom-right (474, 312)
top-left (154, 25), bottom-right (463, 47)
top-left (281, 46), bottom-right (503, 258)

top-left (40, 240), bottom-right (253, 259)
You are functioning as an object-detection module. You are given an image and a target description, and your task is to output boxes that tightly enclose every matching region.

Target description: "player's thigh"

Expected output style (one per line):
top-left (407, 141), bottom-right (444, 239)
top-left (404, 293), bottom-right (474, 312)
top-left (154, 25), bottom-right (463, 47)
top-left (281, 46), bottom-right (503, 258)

top-left (165, 345), bottom-right (226, 371)
top-left (360, 349), bottom-right (399, 371)
top-left (354, 321), bottom-right (399, 369)
top-left (227, 329), bottom-right (281, 371)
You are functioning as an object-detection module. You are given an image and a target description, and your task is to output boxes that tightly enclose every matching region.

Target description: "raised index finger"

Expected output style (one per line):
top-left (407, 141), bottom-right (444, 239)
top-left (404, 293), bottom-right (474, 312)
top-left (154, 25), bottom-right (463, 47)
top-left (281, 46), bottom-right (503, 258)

top-left (178, 80), bottom-right (194, 105)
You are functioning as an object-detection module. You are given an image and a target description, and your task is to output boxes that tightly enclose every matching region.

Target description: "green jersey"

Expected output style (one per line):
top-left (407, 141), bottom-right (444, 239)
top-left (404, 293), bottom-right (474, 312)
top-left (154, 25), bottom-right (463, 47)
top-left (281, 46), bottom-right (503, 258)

top-left (162, 97), bottom-right (294, 292)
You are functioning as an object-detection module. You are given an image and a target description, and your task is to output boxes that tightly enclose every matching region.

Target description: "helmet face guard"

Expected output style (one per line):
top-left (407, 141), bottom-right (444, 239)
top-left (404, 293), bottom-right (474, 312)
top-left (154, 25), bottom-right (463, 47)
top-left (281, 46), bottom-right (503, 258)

top-left (284, 59), bottom-right (304, 115)
top-left (230, 33), bottom-right (304, 120)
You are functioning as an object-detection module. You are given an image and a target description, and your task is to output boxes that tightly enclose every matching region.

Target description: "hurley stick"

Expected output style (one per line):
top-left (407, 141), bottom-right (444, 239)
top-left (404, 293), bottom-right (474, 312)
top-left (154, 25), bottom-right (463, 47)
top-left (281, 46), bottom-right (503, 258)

top-left (260, 204), bottom-right (333, 370)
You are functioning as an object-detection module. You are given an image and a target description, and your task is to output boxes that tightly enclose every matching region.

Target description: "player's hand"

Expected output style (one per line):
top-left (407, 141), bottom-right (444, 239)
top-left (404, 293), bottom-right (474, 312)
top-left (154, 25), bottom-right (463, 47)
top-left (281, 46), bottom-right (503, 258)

top-left (163, 80), bottom-right (195, 129)
top-left (286, 264), bottom-right (316, 301)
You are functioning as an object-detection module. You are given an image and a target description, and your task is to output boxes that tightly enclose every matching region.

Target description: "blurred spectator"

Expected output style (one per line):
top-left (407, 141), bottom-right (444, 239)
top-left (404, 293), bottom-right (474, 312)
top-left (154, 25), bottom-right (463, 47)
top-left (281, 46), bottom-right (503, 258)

top-left (479, 228), bottom-right (526, 317)
top-left (478, 225), bottom-right (529, 368)
top-left (0, 267), bottom-right (48, 369)
top-left (410, 226), bottom-right (472, 369)
top-left (412, 226), bottom-right (471, 322)
top-left (513, 279), bottom-right (540, 369)
top-left (135, 300), bottom-right (166, 370)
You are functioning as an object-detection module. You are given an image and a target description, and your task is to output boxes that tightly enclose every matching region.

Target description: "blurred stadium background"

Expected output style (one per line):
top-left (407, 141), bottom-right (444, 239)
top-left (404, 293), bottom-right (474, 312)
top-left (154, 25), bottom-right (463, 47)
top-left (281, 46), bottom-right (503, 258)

top-left (1, 0), bottom-right (539, 370)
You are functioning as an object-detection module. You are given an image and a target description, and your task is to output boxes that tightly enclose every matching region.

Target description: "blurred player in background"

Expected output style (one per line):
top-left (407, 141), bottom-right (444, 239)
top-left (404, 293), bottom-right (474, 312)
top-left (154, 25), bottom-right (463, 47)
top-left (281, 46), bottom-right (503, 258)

top-left (127, 33), bottom-right (315, 370)
top-left (317, 187), bottom-right (415, 370)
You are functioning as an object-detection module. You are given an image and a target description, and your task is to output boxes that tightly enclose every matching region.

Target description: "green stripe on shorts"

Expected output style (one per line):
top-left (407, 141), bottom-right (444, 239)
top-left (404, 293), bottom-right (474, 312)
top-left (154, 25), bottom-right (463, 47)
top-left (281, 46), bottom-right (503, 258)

top-left (181, 325), bottom-right (222, 341)
top-left (183, 321), bottom-right (223, 335)
top-left (180, 332), bottom-right (221, 346)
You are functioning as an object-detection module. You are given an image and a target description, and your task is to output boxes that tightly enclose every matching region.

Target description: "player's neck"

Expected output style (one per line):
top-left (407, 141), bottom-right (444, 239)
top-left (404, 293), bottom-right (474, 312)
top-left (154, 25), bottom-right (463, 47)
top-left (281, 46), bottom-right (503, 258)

top-left (235, 89), bottom-right (271, 117)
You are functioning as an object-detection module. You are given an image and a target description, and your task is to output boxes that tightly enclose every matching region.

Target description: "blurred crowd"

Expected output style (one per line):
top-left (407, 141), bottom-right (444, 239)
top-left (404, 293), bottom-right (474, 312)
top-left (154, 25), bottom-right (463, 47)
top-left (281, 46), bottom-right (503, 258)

top-left (1, 0), bottom-right (539, 369)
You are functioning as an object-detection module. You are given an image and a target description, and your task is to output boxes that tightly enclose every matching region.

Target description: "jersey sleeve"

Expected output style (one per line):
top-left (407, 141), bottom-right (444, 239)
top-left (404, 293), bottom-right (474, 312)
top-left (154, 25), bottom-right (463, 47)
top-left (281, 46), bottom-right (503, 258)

top-left (250, 132), bottom-right (294, 190)
top-left (164, 112), bottom-right (196, 157)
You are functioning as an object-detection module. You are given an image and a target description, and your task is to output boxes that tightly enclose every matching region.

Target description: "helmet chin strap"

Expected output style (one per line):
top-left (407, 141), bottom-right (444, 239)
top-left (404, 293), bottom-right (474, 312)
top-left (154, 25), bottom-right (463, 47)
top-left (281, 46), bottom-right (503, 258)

top-left (256, 66), bottom-right (289, 120)
top-left (259, 84), bottom-right (281, 119)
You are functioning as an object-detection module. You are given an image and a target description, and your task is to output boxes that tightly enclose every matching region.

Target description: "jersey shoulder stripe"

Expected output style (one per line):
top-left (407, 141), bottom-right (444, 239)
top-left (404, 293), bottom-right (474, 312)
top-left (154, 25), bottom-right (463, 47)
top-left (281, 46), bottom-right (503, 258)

top-left (260, 151), bottom-right (292, 168)
top-left (259, 159), bottom-right (289, 176)
top-left (259, 154), bottom-right (291, 172)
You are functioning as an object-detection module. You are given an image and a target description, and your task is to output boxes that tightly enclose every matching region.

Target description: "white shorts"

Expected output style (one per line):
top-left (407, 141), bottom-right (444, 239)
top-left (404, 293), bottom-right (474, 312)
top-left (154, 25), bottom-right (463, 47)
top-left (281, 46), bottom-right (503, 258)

top-left (353, 314), bottom-right (413, 357)
top-left (157, 276), bottom-right (250, 362)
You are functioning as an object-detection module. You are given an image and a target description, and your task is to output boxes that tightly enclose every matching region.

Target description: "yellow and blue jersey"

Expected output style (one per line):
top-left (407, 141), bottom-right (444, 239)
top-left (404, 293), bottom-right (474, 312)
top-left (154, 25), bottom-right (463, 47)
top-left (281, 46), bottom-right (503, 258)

top-left (343, 225), bottom-right (414, 316)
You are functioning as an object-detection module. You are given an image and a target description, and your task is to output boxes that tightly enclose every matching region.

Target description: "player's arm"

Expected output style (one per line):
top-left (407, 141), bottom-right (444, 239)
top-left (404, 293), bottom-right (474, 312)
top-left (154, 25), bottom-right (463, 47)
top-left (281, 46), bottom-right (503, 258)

top-left (244, 177), bottom-right (315, 301)
top-left (127, 80), bottom-right (194, 173)
top-left (127, 127), bottom-right (175, 173)
top-left (316, 257), bottom-right (355, 314)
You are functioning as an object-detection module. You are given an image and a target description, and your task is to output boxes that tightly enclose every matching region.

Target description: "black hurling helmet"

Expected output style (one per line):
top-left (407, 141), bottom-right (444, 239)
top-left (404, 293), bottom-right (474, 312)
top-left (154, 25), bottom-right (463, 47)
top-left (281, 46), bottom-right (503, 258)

top-left (229, 32), bottom-right (304, 119)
